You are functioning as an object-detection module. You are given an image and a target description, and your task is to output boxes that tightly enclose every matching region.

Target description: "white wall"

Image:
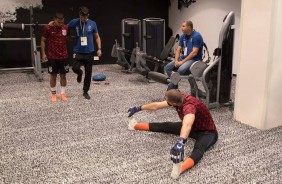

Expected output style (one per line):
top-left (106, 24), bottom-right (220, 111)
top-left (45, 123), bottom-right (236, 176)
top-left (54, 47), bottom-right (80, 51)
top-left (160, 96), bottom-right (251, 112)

top-left (169, 0), bottom-right (241, 74)
top-left (266, 0), bottom-right (282, 129)
top-left (235, 0), bottom-right (272, 129)
top-left (234, 0), bottom-right (282, 130)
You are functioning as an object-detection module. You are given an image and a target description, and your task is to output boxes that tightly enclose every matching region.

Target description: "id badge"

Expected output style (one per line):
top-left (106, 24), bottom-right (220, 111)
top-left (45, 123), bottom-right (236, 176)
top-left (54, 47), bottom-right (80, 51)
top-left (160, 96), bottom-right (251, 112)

top-left (81, 37), bottom-right (87, 46)
top-left (184, 47), bottom-right (188, 55)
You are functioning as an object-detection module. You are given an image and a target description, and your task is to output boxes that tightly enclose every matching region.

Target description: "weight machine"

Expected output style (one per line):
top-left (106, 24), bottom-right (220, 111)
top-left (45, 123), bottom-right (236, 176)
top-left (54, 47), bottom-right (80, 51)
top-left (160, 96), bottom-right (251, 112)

top-left (148, 11), bottom-right (235, 109)
top-left (111, 18), bottom-right (141, 72)
top-left (112, 17), bottom-right (173, 76)
top-left (0, 6), bottom-right (45, 81)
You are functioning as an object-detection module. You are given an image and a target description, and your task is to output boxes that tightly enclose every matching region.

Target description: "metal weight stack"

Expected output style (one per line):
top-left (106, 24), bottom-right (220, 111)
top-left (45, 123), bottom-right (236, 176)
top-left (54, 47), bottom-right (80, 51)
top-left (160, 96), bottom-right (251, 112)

top-left (142, 18), bottom-right (165, 58)
top-left (122, 18), bottom-right (142, 52)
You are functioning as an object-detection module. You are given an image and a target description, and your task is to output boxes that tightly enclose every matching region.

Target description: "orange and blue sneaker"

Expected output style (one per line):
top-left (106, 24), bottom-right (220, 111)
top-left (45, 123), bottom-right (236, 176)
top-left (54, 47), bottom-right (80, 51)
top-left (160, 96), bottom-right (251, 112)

top-left (60, 93), bottom-right (67, 101)
top-left (51, 94), bottom-right (57, 102)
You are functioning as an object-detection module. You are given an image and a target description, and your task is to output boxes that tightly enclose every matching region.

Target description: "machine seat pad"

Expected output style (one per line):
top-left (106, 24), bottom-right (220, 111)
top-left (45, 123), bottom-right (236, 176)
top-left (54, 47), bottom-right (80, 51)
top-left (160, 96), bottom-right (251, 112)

top-left (189, 61), bottom-right (208, 78)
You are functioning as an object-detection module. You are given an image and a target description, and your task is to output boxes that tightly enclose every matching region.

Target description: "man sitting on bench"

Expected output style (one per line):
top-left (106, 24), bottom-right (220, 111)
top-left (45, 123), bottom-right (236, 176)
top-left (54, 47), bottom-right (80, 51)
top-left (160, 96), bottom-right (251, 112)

top-left (165, 20), bottom-right (204, 90)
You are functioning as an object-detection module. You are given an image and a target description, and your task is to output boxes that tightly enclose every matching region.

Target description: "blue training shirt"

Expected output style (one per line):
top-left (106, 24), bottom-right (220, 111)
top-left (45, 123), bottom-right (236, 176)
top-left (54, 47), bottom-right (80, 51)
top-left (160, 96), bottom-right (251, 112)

top-left (179, 30), bottom-right (203, 61)
top-left (68, 18), bottom-right (98, 54)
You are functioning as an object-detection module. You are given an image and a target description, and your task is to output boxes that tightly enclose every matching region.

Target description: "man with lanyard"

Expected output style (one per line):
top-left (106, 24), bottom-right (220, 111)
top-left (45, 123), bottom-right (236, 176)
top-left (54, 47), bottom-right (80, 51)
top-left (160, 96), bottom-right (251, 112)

top-left (127, 89), bottom-right (218, 179)
top-left (41, 12), bottom-right (69, 102)
top-left (68, 6), bottom-right (102, 99)
top-left (165, 20), bottom-right (204, 91)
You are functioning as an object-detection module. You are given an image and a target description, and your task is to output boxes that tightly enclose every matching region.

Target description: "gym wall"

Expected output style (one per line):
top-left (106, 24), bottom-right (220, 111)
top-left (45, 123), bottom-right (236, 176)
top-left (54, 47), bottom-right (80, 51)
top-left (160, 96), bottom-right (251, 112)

top-left (0, 0), bottom-right (169, 68)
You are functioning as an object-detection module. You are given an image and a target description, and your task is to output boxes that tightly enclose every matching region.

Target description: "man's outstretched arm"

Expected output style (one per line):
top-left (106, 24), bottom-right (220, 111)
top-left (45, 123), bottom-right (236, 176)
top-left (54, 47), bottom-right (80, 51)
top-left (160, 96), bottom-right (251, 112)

top-left (128, 101), bottom-right (169, 117)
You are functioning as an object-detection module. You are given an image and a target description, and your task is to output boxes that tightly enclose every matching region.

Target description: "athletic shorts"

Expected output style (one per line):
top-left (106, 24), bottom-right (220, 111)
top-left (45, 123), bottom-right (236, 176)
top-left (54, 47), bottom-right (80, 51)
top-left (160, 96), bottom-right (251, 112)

top-left (48, 59), bottom-right (69, 74)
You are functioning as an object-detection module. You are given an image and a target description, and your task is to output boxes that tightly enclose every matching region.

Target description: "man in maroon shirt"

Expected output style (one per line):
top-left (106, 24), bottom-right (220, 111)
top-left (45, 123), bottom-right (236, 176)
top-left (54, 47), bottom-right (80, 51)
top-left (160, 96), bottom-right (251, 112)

top-left (41, 13), bottom-right (69, 102)
top-left (128, 89), bottom-right (218, 179)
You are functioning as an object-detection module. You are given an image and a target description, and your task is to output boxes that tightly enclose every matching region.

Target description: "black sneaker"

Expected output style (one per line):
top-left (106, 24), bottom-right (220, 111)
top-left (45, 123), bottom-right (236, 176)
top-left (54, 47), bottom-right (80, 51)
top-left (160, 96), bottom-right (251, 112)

top-left (77, 71), bottom-right (83, 83)
top-left (83, 92), bottom-right (90, 100)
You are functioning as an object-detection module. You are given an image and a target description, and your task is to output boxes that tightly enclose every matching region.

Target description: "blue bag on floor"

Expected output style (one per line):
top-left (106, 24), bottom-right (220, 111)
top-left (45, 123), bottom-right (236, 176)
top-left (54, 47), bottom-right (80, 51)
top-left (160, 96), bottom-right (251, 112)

top-left (92, 74), bottom-right (106, 81)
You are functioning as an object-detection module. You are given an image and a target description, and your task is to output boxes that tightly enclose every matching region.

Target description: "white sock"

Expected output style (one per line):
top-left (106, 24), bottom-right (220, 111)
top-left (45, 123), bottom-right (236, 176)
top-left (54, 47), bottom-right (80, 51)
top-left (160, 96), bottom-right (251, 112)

top-left (171, 163), bottom-right (182, 179)
top-left (51, 87), bottom-right (56, 94)
top-left (128, 117), bottom-right (137, 130)
top-left (61, 86), bottom-right (66, 94)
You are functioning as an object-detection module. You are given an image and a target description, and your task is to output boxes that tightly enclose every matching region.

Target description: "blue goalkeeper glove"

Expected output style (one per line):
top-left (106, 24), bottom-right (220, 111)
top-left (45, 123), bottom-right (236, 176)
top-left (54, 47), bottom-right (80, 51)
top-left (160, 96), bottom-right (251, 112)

top-left (128, 106), bottom-right (142, 117)
top-left (170, 137), bottom-right (187, 164)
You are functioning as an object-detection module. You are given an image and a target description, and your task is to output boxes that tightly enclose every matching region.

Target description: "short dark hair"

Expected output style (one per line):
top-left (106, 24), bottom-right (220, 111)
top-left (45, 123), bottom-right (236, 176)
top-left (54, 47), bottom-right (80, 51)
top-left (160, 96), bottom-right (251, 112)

top-left (165, 89), bottom-right (183, 104)
top-left (185, 20), bottom-right (193, 29)
top-left (54, 12), bottom-right (64, 19)
top-left (79, 6), bottom-right (89, 16)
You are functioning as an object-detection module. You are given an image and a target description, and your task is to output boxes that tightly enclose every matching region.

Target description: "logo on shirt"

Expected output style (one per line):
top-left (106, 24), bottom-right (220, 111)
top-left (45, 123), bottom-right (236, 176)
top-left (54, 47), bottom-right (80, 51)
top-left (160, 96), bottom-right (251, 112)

top-left (62, 29), bottom-right (67, 36)
top-left (87, 25), bottom-right (92, 31)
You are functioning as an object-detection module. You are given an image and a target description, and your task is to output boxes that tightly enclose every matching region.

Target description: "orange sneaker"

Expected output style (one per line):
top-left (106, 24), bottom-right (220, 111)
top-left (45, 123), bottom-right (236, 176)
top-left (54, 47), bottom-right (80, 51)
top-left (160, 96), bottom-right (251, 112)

top-left (60, 93), bottom-right (67, 101)
top-left (51, 94), bottom-right (57, 102)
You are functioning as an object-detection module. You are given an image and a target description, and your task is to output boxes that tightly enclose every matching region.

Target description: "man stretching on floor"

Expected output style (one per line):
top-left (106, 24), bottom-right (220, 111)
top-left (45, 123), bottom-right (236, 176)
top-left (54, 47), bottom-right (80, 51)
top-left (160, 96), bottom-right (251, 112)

top-left (128, 89), bottom-right (218, 179)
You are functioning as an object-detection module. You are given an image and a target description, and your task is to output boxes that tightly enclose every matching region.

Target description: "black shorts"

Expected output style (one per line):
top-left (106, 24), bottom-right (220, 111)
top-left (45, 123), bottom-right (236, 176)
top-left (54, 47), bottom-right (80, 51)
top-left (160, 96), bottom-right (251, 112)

top-left (48, 59), bottom-right (69, 74)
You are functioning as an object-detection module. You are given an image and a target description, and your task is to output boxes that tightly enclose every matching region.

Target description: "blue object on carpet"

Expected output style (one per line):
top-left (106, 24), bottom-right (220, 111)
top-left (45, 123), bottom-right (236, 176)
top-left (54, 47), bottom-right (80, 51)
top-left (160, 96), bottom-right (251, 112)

top-left (92, 74), bottom-right (106, 81)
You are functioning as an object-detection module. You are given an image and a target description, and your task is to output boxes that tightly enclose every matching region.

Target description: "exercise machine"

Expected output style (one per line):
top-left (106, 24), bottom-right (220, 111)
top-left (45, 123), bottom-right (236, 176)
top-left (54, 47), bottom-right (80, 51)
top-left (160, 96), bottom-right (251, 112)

top-left (134, 36), bottom-right (177, 76)
top-left (133, 18), bottom-right (170, 76)
top-left (112, 17), bottom-right (169, 75)
top-left (142, 18), bottom-right (165, 59)
top-left (148, 11), bottom-right (235, 109)
top-left (0, 6), bottom-right (45, 81)
top-left (111, 18), bottom-right (141, 71)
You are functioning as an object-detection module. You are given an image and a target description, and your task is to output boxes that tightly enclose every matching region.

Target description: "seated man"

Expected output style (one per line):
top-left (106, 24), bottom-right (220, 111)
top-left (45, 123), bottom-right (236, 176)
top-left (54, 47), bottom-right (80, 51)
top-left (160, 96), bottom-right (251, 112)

top-left (165, 20), bottom-right (204, 90)
top-left (128, 89), bottom-right (218, 179)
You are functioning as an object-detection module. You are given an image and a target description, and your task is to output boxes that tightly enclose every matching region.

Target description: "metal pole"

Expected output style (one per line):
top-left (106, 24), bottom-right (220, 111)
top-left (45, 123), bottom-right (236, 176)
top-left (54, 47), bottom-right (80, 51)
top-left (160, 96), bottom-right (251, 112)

top-left (0, 67), bottom-right (34, 72)
top-left (24, 24), bottom-right (46, 26)
top-left (121, 19), bottom-right (125, 48)
top-left (163, 20), bottom-right (165, 52)
top-left (0, 38), bottom-right (32, 41)
top-left (142, 19), bottom-right (146, 53)
top-left (0, 6), bottom-right (44, 81)
top-left (29, 6), bottom-right (36, 74)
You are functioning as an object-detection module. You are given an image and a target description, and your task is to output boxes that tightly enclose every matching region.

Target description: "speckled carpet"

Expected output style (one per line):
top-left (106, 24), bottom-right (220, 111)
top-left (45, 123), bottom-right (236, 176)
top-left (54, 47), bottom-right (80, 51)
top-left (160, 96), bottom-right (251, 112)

top-left (0, 64), bottom-right (281, 184)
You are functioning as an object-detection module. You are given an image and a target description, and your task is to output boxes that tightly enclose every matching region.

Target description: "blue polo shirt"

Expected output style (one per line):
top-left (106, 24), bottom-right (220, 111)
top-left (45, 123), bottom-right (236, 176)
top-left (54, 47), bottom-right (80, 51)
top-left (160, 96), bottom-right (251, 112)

top-left (68, 18), bottom-right (98, 54)
top-left (179, 30), bottom-right (203, 61)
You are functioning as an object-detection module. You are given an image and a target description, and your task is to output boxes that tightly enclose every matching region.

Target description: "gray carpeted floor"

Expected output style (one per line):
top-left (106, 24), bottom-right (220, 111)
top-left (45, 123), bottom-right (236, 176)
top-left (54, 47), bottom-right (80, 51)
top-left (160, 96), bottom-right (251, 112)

top-left (0, 64), bottom-right (281, 184)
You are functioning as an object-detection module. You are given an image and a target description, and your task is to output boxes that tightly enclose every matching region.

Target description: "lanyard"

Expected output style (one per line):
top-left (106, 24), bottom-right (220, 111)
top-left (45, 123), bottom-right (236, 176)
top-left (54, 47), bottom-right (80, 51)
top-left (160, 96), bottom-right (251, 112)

top-left (80, 21), bottom-right (85, 36)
